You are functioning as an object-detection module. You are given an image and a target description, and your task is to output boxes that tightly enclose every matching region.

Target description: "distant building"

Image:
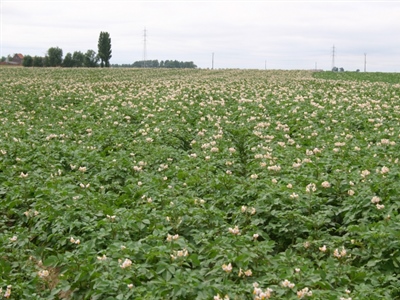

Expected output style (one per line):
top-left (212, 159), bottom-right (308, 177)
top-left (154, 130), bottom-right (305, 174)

top-left (12, 53), bottom-right (24, 65)
top-left (0, 53), bottom-right (24, 66)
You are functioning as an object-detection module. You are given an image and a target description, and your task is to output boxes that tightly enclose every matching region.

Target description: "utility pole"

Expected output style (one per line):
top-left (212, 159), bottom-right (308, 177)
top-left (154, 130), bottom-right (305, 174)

top-left (364, 53), bottom-right (367, 72)
top-left (265, 60), bottom-right (267, 70)
top-left (212, 52), bottom-right (214, 69)
top-left (331, 45), bottom-right (335, 70)
top-left (143, 27), bottom-right (147, 68)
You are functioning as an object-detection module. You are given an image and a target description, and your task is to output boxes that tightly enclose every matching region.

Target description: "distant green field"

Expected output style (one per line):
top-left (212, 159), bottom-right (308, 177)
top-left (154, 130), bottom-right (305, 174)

top-left (313, 71), bottom-right (400, 84)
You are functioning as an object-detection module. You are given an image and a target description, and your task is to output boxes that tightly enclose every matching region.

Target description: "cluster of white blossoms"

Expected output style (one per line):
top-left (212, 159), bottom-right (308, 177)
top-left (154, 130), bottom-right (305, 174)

top-left (228, 225), bottom-right (240, 235)
top-left (50, 169), bottom-right (63, 178)
top-left (157, 163), bottom-right (168, 172)
top-left (97, 254), bottom-right (107, 261)
top-left (292, 161), bottom-right (302, 168)
top-left (379, 138), bottom-right (395, 146)
top-left (0, 285), bottom-right (12, 298)
top-left (210, 147), bottom-right (219, 153)
top-left (348, 190), bottom-right (355, 196)
top-left (241, 206), bottom-right (256, 215)
top-left (120, 258), bottom-right (132, 269)
top-left (222, 263), bottom-right (233, 273)
top-left (321, 181), bottom-right (331, 188)
top-left (333, 247), bottom-right (347, 259)
top-left (267, 165), bottom-right (281, 172)
top-left (37, 269), bottom-right (50, 278)
top-left (305, 149), bottom-right (314, 156)
top-left (360, 169), bottom-right (370, 178)
top-left (106, 215), bottom-right (116, 221)
top-left (297, 287), bottom-right (313, 299)
top-left (170, 249), bottom-right (188, 260)
top-left (378, 166), bottom-right (389, 175)
top-left (319, 245), bottom-right (327, 252)
top-left (20, 172), bottom-right (28, 178)
top-left (281, 279), bottom-right (295, 289)
top-left (133, 165), bottom-right (143, 172)
top-left (194, 198), bottom-right (206, 205)
top-left (253, 282), bottom-right (273, 299)
top-left (305, 183), bottom-right (316, 193)
top-left (141, 194), bottom-right (153, 203)
top-left (166, 233), bottom-right (179, 242)
top-left (371, 196), bottom-right (384, 210)
top-left (70, 237), bottom-right (80, 245)
top-left (24, 209), bottom-right (39, 217)
top-left (238, 268), bottom-right (252, 277)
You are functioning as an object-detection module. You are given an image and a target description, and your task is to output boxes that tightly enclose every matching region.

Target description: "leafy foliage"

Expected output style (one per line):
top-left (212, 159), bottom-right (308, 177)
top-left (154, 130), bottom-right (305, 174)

top-left (47, 47), bottom-right (63, 67)
top-left (0, 68), bottom-right (400, 299)
top-left (97, 31), bottom-right (112, 68)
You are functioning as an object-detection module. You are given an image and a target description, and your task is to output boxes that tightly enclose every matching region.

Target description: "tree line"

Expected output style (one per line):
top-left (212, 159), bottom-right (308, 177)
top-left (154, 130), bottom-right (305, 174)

top-left (21, 32), bottom-right (112, 68)
top-left (113, 60), bottom-right (197, 69)
top-left (17, 30), bottom-right (197, 69)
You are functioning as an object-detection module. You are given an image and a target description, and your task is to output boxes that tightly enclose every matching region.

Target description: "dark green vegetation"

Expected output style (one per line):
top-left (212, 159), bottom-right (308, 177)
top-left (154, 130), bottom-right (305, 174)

top-left (129, 59), bottom-right (197, 69)
top-left (97, 32), bottom-right (112, 68)
top-left (19, 32), bottom-right (108, 68)
top-left (1, 68), bottom-right (400, 299)
top-left (313, 71), bottom-right (400, 84)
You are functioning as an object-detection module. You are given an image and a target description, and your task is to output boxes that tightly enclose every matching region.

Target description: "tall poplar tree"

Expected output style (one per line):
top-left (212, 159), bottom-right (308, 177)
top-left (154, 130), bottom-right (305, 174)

top-left (97, 31), bottom-right (112, 68)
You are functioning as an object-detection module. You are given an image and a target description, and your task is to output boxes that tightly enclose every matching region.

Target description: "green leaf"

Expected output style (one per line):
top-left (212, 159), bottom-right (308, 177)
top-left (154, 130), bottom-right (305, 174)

top-left (43, 255), bottom-right (59, 266)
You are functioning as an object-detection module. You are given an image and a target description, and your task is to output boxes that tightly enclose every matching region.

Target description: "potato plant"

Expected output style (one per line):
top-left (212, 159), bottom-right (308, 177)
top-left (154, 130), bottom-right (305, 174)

top-left (1, 68), bottom-right (400, 299)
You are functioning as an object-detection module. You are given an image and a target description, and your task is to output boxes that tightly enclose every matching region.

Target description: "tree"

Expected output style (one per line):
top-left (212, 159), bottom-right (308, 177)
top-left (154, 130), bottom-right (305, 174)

top-left (97, 31), bottom-right (112, 67)
top-left (33, 56), bottom-right (44, 67)
top-left (47, 47), bottom-right (63, 67)
top-left (22, 55), bottom-right (33, 67)
top-left (84, 49), bottom-right (99, 67)
top-left (63, 53), bottom-right (74, 67)
top-left (72, 51), bottom-right (85, 67)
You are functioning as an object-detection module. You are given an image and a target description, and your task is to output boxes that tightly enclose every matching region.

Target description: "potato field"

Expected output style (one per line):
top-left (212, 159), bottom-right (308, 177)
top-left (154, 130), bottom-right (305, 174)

top-left (1, 68), bottom-right (400, 299)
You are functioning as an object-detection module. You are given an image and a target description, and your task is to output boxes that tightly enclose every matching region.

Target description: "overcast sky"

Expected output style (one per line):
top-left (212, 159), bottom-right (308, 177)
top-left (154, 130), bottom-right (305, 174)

top-left (1, 0), bottom-right (400, 71)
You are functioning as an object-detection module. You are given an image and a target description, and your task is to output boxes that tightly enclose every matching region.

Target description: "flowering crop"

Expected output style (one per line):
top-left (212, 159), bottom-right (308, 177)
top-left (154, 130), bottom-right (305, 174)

top-left (0, 67), bottom-right (400, 299)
